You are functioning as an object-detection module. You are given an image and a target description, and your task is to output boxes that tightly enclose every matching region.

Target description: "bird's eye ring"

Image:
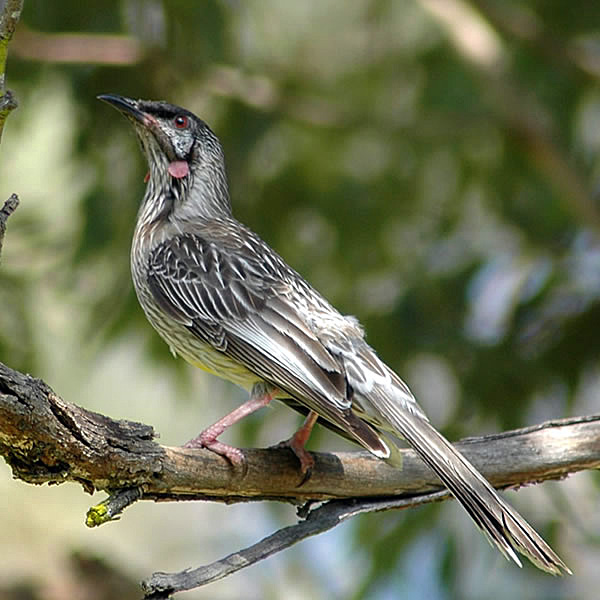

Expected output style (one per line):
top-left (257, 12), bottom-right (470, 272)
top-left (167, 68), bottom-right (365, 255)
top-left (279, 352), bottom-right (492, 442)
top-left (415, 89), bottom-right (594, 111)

top-left (174, 115), bottom-right (189, 129)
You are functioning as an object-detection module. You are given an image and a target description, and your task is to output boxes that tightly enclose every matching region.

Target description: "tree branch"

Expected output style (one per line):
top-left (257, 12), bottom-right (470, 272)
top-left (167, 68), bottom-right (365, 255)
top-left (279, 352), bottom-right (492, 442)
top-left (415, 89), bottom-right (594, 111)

top-left (142, 490), bottom-right (452, 598)
top-left (0, 192), bottom-right (18, 261)
top-left (0, 0), bottom-right (23, 142)
top-left (0, 2), bottom-right (22, 258)
top-left (1, 360), bottom-right (597, 596)
top-left (1, 360), bottom-right (599, 505)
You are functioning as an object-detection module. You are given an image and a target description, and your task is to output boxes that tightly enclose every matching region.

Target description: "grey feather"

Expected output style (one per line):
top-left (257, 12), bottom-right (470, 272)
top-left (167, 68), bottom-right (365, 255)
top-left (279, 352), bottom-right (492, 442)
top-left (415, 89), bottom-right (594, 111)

top-left (99, 94), bottom-right (570, 576)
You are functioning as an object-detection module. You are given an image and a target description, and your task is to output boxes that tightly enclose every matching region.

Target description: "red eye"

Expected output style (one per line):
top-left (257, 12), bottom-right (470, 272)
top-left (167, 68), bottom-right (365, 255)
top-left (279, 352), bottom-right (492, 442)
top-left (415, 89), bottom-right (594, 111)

top-left (174, 115), bottom-right (189, 129)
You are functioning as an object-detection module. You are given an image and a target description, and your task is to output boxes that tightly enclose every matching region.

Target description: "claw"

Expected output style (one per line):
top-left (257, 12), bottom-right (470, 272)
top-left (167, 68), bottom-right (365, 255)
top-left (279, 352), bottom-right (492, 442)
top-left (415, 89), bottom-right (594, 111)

top-left (184, 436), bottom-right (247, 472)
top-left (182, 384), bottom-right (274, 476)
top-left (273, 411), bottom-right (319, 484)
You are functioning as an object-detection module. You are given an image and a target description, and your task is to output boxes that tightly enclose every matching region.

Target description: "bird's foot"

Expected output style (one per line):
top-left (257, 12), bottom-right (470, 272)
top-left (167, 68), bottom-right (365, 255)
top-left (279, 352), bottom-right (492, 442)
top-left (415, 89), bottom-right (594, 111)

top-left (181, 386), bottom-right (276, 473)
top-left (184, 433), bottom-right (246, 471)
top-left (272, 436), bottom-right (315, 484)
top-left (272, 411), bottom-right (319, 484)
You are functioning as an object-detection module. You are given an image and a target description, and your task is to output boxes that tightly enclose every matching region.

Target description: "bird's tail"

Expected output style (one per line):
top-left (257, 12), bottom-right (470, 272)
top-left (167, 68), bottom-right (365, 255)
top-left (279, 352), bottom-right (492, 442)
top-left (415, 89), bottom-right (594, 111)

top-left (372, 391), bottom-right (570, 575)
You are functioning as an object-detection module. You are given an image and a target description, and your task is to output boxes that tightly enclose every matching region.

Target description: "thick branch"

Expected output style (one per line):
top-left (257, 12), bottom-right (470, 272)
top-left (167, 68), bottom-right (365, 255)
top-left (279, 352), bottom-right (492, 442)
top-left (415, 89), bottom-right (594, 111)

top-left (2, 360), bottom-right (595, 597)
top-left (1, 360), bottom-right (599, 504)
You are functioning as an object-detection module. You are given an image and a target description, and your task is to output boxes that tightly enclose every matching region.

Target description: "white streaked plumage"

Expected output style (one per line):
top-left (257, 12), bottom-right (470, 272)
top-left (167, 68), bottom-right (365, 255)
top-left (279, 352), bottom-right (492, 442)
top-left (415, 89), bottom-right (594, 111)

top-left (99, 93), bottom-right (570, 576)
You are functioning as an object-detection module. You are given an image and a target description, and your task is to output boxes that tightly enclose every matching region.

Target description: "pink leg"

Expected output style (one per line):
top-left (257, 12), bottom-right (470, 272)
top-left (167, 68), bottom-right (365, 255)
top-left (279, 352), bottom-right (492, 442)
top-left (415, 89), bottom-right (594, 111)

top-left (275, 410), bottom-right (319, 477)
top-left (184, 385), bottom-right (275, 467)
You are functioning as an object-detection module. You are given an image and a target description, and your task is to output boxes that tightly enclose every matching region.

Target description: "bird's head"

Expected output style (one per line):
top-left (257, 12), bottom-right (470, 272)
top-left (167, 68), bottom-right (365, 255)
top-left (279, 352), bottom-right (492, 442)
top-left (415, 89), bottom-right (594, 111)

top-left (98, 94), bottom-right (231, 218)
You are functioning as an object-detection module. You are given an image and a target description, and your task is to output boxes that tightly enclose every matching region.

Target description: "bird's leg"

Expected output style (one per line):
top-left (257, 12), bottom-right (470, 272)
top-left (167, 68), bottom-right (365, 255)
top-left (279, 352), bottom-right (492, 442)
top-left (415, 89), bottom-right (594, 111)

top-left (184, 383), bottom-right (275, 467)
top-left (274, 410), bottom-right (319, 478)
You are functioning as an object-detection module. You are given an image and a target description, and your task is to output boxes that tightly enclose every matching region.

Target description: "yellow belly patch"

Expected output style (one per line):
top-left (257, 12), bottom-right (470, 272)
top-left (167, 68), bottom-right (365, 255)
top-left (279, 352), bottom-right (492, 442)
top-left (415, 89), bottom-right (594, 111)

top-left (186, 351), bottom-right (261, 390)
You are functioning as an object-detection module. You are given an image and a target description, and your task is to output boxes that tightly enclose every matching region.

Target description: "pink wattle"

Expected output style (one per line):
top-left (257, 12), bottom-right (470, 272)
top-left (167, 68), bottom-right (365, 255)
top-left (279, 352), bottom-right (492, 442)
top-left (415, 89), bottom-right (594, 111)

top-left (168, 160), bottom-right (190, 178)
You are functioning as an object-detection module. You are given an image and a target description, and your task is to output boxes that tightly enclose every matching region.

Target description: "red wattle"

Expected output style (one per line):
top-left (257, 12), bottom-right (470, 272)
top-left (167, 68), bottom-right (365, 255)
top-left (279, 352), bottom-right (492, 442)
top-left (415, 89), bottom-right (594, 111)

top-left (168, 161), bottom-right (190, 179)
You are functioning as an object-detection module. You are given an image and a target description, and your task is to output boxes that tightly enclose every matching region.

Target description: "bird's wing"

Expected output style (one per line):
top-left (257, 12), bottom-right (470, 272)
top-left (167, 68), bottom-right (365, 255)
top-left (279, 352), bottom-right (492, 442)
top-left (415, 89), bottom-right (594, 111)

top-left (319, 330), bottom-right (429, 424)
top-left (146, 232), bottom-right (391, 458)
top-left (146, 233), bottom-right (569, 575)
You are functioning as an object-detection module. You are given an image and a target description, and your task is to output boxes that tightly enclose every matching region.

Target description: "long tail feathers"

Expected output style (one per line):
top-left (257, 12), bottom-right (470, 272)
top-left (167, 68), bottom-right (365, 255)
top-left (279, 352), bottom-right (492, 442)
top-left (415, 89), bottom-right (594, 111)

top-left (373, 393), bottom-right (571, 575)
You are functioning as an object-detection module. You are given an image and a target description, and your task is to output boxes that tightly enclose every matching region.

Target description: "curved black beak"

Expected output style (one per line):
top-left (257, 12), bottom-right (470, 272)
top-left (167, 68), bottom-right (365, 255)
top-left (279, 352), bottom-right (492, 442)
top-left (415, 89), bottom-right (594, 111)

top-left (97, 94), bottom-right (154, 127)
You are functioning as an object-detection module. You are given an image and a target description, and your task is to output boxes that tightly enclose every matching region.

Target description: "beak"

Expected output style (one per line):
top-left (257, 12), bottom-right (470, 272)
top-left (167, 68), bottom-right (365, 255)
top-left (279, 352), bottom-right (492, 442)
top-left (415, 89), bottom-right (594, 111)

top-left (97, 94), bottom-right (155, 128)
top-left (98, 93), bottom-right (178, 162)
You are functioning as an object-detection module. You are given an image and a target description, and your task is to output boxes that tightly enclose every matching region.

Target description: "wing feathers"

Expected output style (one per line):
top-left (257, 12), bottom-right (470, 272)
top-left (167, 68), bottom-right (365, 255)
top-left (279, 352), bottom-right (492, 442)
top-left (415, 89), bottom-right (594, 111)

top-left (360, 384), bottom-right (569, 575)
top-left (145, 231), bottom-right (568, 576)
top-left (146, 232), bottom-right (393, 458)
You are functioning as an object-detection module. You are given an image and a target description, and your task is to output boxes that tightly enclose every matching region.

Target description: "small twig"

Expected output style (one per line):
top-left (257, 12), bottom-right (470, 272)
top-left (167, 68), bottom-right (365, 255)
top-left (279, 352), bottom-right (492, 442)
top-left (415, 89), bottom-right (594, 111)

top-left (0, 0), bottom-right (23, 83)
top-left (0, 0), bottom-right (23, 141)
top-left (0, 85), bottom-right (16, 133)
top-left (0, 2), bottom-right (22, 255)
top-left (142, 490), bottom-right (450, 597)
top-left (0, 192), bottom-right (19, 261)
top-left (86, 487), bottom-right (144, 527)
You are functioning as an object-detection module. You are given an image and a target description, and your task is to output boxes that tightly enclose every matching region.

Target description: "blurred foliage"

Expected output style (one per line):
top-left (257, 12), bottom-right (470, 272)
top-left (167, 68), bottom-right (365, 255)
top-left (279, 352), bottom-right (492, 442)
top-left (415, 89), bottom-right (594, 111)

top-left (0, 548), bottom-right (141, 600)
top-left (1, 0), bottom-right (600, 598)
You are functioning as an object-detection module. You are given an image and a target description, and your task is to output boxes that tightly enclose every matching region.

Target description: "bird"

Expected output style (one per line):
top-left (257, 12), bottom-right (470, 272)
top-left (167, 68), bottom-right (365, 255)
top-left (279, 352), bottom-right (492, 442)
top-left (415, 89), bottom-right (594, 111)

top-left (98, 93), bottom-right (570, 575)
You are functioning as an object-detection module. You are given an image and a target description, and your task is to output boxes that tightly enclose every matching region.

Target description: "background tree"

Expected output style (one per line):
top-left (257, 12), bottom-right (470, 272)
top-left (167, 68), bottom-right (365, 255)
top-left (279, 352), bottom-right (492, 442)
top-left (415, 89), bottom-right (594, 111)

top-left (0, 1), bottom-right (599, 598)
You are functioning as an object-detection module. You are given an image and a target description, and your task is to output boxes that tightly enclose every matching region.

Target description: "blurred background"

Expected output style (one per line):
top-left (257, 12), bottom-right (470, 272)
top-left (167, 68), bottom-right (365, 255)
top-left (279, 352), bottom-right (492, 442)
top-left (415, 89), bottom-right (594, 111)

top-left (0, 1), bottom-right (599, 598)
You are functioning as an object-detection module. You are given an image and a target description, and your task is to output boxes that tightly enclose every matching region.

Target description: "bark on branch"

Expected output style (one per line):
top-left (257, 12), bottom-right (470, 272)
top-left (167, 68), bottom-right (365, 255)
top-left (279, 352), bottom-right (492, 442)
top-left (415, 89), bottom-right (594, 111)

top-left (2, 360), bottom-right (599, 505)
top-left (0, 0), bottom-right (23, 142)
top-left (1, 361), bottom-right (598, 597)
top-left (0, 193), bottom-right (18, 260)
